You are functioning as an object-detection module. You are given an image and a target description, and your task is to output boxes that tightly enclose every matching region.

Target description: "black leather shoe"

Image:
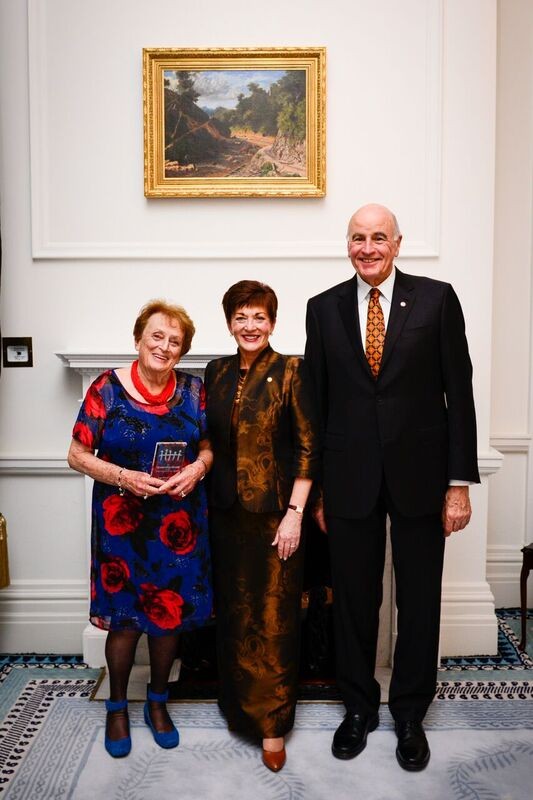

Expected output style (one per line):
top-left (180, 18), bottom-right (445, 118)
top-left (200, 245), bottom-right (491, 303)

top-left (332, 712), bottom-right (379, 759)
top-left (395, 720), bottom-right (430, 771)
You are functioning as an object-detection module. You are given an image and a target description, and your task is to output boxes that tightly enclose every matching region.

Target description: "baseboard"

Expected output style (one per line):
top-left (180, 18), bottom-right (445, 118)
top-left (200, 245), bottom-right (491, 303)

top-left (83, 625), bottom-right (172, 668)
top-left (0, 617), bottom-right (86, 654)
top-left (487, 571), bottom-right (531, 607)
top-left (0, 580), bottom-right (87, 653)
top-left (486, 544), bottom-right (532, 607)
top-left (0, 578), bottom-right (508, 661)
top-left (439, 616), bottom-right (499, 657)
top-left (440, 580), bottom-right (498, 656)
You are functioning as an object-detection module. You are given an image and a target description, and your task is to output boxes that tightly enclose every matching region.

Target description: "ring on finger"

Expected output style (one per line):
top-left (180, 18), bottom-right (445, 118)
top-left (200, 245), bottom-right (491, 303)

top-left (180, 490), bottom-right (186, 498)
top-left (143, 493), bottom-right (148, 500)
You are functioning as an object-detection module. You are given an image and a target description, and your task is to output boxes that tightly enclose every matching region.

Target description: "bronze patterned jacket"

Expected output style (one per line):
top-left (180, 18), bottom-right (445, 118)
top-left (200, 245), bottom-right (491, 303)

top-left (204, 346), bottom-right (320, 513)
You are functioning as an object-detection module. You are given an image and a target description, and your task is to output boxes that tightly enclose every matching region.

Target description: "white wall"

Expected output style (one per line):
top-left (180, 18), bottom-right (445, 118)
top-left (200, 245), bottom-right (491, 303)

top-left (488, 0), bottom-right (533, 607)
top-left (1, 0), bottom-right (523, 656)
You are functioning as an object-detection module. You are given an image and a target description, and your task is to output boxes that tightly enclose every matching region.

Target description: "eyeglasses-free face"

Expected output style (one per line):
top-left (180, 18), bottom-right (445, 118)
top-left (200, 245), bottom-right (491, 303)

top-left (228, 305), bottom-right (275, 366)
top-left (347, 205), bottom-right (402, 287)
top-left (135, 313), bottom-right (184, 376)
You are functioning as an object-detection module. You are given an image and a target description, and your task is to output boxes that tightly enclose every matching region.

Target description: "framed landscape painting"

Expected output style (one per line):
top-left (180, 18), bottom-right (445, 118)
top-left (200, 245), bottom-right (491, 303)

top-left (143, 47), bottom-right (326, 197)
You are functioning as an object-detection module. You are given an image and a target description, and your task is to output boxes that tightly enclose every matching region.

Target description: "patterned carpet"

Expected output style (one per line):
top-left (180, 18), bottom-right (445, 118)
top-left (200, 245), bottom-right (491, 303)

top-left (0, 609), bottom-right (531, 798)
top-left (0, 672), bottom-right (531, 799)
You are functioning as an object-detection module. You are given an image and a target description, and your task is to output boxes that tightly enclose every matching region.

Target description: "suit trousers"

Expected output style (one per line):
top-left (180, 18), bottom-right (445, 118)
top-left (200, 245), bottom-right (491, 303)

top-left (327, 479), bottom-right (445, 722)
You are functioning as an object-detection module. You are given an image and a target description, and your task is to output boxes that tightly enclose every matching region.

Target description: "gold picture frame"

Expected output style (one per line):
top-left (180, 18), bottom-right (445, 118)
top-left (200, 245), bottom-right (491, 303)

top-left (143, 47), bottom-right (326, 198)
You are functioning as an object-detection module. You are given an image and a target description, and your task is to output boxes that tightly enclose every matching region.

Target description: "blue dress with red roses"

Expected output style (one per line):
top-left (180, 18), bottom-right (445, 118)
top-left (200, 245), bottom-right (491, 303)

top-left (72, 369), bottom-right (212, 636)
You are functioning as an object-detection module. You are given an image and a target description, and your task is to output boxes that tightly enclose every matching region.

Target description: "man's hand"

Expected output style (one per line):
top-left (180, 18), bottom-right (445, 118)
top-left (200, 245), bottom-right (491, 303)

top-left (312, 496), bottom-right (328, 534)
top-left (442, 486), bottom-right (472, 537)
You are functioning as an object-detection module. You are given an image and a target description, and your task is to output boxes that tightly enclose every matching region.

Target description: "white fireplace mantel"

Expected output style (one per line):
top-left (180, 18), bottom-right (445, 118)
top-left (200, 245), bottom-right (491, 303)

top-left (56, 351), bottom-right (222, 390)
top-left (56, 352), bottom-right (224, 370)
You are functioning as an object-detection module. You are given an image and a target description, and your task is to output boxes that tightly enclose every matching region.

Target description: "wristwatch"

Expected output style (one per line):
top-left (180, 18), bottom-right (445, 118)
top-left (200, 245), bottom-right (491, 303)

top-left (288, 504), bottom-right (304, 514)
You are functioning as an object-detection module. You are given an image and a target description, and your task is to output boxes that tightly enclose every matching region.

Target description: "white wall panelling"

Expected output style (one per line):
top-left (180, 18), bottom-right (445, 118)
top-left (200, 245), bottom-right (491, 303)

top-left (489, 0), bottom-right (533, 612)
top-left (0, 469), bottom-right (87, 653)
top-left (0, 579), bottom-right (87, 653)
top-left (0, 458), bottom-right (72, 475)
top-left (3, 0), bottom-right (530, 658)
top-left (28, 0), bottom-right (443, 261)
top-left (487, 435), bottom-right (532, 606)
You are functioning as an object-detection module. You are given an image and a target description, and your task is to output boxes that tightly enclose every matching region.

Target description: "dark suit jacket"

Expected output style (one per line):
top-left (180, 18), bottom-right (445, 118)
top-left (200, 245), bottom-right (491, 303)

top-left (304, 268), bottom-right (480, 518)
top-left (204, 346), bottom-right (320, 513)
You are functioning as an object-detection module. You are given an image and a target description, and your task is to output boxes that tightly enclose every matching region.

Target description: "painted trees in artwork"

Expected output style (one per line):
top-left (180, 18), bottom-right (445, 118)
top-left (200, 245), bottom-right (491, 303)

top-left (212, 71), bottom-right (306, 142)
top-left (164, 69), bottom-right (307, 177)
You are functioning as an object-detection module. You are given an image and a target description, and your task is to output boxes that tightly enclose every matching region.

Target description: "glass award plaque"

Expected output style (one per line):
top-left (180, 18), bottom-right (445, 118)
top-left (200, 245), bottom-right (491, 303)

top-left (151, 441), bottom-right (187, 478)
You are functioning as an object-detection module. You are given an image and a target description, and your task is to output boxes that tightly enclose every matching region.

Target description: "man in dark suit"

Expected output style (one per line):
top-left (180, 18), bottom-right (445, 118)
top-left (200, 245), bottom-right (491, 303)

top-left (304, 204), bottom-right (479, 771)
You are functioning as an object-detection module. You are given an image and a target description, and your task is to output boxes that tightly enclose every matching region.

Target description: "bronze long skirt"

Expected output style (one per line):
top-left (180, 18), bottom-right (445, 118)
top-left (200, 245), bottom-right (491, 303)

top-left (210, 501), bottom-right (304, 739)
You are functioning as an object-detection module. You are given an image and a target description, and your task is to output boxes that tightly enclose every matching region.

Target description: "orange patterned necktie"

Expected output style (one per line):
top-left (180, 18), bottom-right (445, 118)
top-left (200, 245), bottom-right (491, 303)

top-left (365, 288), bottom-right (385, 377)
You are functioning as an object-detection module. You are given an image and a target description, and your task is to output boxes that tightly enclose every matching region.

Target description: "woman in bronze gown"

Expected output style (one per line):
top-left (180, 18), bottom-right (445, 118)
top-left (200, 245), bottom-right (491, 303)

top-left (205, 280), bottom-right (319, 772)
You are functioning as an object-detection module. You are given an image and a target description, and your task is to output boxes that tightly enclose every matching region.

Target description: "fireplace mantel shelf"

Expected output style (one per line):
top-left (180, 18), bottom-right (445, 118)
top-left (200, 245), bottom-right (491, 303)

top-left (56, 352), bottom-right (226, 372)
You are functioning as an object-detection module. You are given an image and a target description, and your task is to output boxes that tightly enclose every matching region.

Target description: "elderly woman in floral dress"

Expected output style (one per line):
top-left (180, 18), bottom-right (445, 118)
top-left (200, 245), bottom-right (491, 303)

top-left (68, 299), bottom-right (212, 757)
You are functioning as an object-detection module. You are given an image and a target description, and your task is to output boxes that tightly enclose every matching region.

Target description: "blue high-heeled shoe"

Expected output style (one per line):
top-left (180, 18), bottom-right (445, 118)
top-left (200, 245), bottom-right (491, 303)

top-left (144, 687), bottom-right (179, 749)
top-left (104, 699), bottom-right (131, 757)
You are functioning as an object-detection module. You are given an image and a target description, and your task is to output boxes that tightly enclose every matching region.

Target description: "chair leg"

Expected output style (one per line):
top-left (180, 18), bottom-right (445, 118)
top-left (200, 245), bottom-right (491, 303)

top-left (519, 563), bottom-right (529, 651)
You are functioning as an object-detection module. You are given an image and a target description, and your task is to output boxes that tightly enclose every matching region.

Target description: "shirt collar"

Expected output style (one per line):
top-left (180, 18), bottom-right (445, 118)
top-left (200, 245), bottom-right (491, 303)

top-left (356, 266), bottom-right (396, 305)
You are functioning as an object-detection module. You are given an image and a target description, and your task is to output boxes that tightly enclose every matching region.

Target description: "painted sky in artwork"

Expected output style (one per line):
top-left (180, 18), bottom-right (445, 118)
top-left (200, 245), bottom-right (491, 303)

top-left (164, 69), bottom-right (288, 109)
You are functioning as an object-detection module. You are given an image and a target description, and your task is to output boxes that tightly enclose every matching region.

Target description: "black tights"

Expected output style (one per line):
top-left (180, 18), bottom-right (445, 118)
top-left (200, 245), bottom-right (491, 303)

top-left (105, 630), bottom-right (180, 738)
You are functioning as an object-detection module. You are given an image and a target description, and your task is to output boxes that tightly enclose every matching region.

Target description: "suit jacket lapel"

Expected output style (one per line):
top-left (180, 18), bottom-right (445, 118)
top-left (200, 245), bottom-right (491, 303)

top-left (211, 354), bottom-right (240, 444)
top-left (380, 268), bottom-right (416, 373)
top-left (338, 277), bottom-right (374, 377)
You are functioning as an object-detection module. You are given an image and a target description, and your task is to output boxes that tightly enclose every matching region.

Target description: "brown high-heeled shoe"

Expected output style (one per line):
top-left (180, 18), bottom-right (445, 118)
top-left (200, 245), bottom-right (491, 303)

top-left (262, 745), bottom-right (286, 772)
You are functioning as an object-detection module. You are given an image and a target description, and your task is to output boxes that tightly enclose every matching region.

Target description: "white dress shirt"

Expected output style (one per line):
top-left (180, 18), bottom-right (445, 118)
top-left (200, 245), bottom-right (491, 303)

top-left (356, 267), bottom-right (396, 345)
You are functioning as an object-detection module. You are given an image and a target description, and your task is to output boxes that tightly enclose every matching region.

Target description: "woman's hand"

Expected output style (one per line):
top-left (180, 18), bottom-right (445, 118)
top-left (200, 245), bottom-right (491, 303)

top-left (120, 469), bottom-right (164, 499)
top-left (272, 509), bottom-right (303, 561)
top-left (158, 460), bottom-right (206, 500)
top-left (67, 439), bottom-right (163, 499)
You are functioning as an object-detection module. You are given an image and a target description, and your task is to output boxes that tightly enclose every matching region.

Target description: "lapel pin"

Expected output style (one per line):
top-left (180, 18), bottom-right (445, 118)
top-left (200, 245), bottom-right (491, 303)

top-left (400, 301), bottom-right (407, 307)
top-left (267, 376), bottom-right (273, 382)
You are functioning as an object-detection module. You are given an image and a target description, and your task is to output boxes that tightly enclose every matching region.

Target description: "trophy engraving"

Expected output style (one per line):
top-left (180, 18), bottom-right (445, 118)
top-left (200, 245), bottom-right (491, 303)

top-left (151, 441), bottom-right (187, 478)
